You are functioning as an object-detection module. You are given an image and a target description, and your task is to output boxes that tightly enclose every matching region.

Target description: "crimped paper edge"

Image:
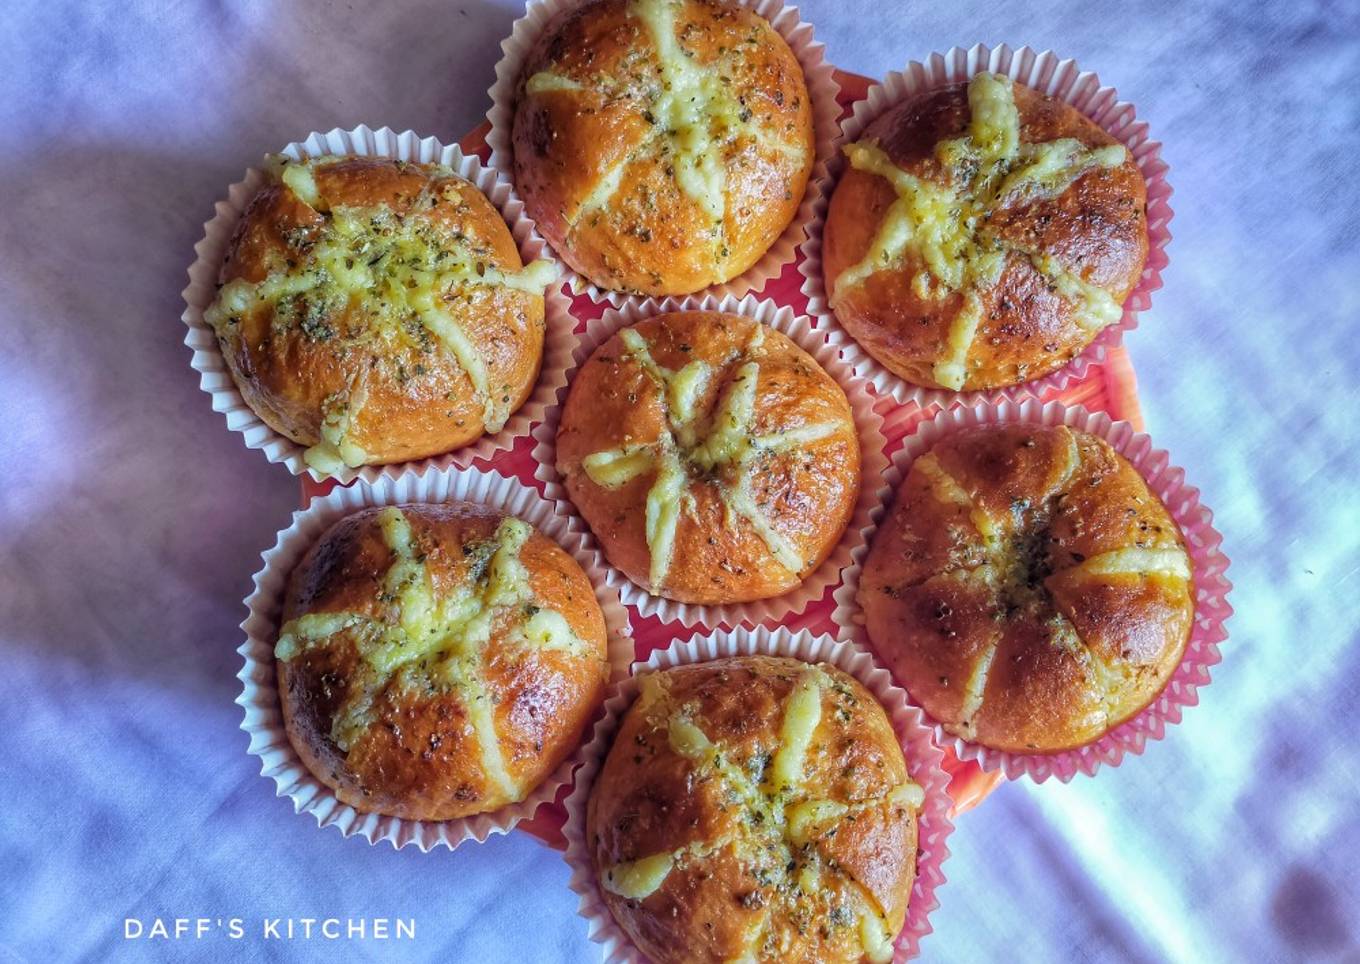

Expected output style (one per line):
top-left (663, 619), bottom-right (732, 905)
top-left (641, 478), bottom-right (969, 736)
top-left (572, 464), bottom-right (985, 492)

top-left (236, 465), bottom-right (635, 850)
top-left (485, 0), bottom-right (841, 307)
top-left (798, 42), bottom-right (1175, 407)
top-left (529, 291), bottom-right (887, 629)
top-left (561, 626), bottom-right (954, 961)
top-left (181, 124), bottom-right (576, 484)
top-left (831, 398), bottom-right (1233, 783)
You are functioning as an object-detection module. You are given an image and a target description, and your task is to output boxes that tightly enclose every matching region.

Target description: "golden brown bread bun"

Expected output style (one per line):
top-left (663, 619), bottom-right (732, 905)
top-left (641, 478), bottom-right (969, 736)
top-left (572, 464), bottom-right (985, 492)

top-left (859, 424), bottom-right (1194, 754)
top-left (512, 0), bottom-right (815, 296)
top-left (823, 73), bottom-right (1148, 392)
top-left (204, 155), bottom-right (556, 475)
top-left (556, 311), bottom-right (859, 605)
top-left (588, 655), bottom-right (922, 963)
top-left (275, 503), bottom-right (609, 821)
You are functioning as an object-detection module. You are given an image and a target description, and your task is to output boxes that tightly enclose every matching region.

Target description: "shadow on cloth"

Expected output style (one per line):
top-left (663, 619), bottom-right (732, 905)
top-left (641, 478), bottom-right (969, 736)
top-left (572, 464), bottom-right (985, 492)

top-left (0, 0), bottom-right (515, 710)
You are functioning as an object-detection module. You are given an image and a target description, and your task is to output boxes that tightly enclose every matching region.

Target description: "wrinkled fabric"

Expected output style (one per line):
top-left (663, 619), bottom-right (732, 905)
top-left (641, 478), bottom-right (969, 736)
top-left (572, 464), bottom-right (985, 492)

top-left (1, 0), bottom-right (1357, 961)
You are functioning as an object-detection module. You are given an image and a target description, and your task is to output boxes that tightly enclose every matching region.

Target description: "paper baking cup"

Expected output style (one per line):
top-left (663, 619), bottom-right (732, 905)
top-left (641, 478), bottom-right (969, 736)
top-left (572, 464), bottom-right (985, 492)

top-left (531, 292), bottom-right (886, 629)
top-left (182, 124), bottom-right (576, 484)
top-left (237, 466), bottom-right (635, 850)
top-left (486, 0), bottom-right (840, 307)
top-left (832, 398), bottom-right (1232, 783)
top-left (799, 43), bottom-right (1174, 408)
top-left (562, 627), bottom-right (953, 962)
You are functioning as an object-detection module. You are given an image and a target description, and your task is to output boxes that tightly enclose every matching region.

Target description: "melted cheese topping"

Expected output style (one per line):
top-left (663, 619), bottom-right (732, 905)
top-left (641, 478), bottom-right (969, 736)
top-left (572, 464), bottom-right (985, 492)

top-left (858, 910), bottom-right (896, 964)
top-left (204, 158), bottom-right (556, 475)
top-left (524, 71), bottom-right (585, 95)
top-left (643, 447), bottom-right (690, 588)
top-left (581, 445), bottom-right (656, 487)
top-left (578, 325), bottom-right (846, 591)
top-left (767, 667), bottom-right (824, 793)
top-left (914, 452), bottom-right (1002, 550)
top-left (897, 433), bottom-right (1192, 736)
top-left (525, 0), bottom-right (810, 267)
top-left (833, 73), bottom-right (1129, 389)
top-left (280, 163), bottom-right (320, 206)
top-left (601, 666), bottom-right (924, 959)
top-left (1077, 546), bottom-right (1191, 579)
top-left (601, 837), bottom-right (736, 901)
top-left (947, 569), bottom-right (1004, 739)
top-left (275, 508), bottom-right (598, 800)
top-left (667, 359), bottom-right (713, 425)
top-left (632, 0), bottom-right (732, 221)
top-left (667, 714), bottom-right (713, 758)
top-left (785, 798), bottom-right (846, 844)
top-left (308, 381), bottom-right (372, 476)
top-left (602, 851), bottom-right (676, 899)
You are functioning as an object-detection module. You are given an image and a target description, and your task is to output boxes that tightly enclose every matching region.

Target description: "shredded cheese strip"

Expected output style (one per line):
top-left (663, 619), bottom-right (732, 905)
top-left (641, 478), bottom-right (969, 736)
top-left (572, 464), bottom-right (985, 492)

top-left (726, 474), bottom-right (805, 573)
top-left (275, 612), bottom-right (364, 662)
top-left (573, 155), bottom-right (632, 223)
top-left (416, 303), bottom-right (499, 431)
top-left (524, 71), bottom-right (585, 95)
top-left (1027, 251), bottom-right (1125, 331)
top-left (441, 657), bottom-right (518, 798)
top-left (752, 421), bottom-right (844, 449)
top-left (958, 641), bottom-right (1002, 739)
top-left (912, 452), bottom-right (1003, 550)
top-left (644, 447), bottom-right (689, 588)
top-left (894, 563), bottom-right (1006, 740)
top-left (1054, 427), bottom-right (1082, 489)
top-left (273, 509), bottom-right (596, 800)
top-left (600, 836), bottom-right (736, 900)
top-left (581, 445), bottom-right (657, 488)
top-left (767, 667), bottom-right (825, 793)
top-left (304, 376), bottom-right (371, 475)
top-left (689, 362), bottom-right (758, 470)
top-left (1076, 546), bottom-right (1192, 579)
top-left (833, 72), bottom-right (1129, 389)
top-left (855, 887), bottom-right (897, 964)
top-left (280, 163), bottom-right (320, 207)
top-left (934, 291), bottom-right (989, 391)
top-left (601, 851), bottom-right (675, 899)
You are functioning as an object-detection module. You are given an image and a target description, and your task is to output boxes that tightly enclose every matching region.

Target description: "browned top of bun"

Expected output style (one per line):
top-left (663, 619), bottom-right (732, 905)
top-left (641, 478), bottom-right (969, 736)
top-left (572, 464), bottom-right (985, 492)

top-left (205, 156), bottom-right (556, 475)
top-left (859, 424), bottom-right (1193, 753)
top-left (823, 73), bottom-right (1147, 392)
top-left (275, 503), bottom-right (608, 821)
top-left (512, 0), bottom-right (814, 296)
top-left (587, 656), bottom-right (921, 963)
top-left (556, 311), bottom-right (859, 605)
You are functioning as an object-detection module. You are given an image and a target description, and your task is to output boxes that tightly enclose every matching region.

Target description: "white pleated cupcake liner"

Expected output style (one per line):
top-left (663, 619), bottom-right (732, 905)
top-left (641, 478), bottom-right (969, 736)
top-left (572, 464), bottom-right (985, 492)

top-left (531, 291), bottom-right (887, 629)
top-left (237, 466), bottom-right (635, 850)
top-left (182, 124), bottom-right (576, 484)
top-left (799, 43), bottom-right (1175, 407)
top-left (486, 0), bottom-right (841, 306)
top-left (562, 626), bottom-right (954, 962)
top-left (832, 398), bottom-right (1233, 783)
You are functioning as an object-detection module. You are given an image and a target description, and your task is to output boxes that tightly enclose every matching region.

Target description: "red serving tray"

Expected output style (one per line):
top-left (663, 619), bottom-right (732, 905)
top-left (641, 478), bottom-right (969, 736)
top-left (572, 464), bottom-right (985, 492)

top-left (301, 69), bottom-right (1146, 849)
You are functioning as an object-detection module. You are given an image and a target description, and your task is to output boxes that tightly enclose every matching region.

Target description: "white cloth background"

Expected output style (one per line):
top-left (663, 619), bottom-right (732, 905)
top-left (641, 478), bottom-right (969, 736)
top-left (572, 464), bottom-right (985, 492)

top-left (1, 0), bottom-right (1357, 961)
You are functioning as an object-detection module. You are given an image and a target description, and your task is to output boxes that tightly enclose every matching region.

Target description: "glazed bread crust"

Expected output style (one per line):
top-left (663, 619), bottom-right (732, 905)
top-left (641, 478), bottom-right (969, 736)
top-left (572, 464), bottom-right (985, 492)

top-left (859, 425), bottom-right (1194, 753)
top-left (205, 156), bottom-right (551, 474)
top-left (556, 311), bottom-right (859, 605)
top-left (512, 0), bottom-right (814, 295)
top-left (823, 75), bottom-right (1148, 392)
top-left (587, 656), bottom-right (921, 964)
top-left (276, 503), bottom-right (609, 821)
